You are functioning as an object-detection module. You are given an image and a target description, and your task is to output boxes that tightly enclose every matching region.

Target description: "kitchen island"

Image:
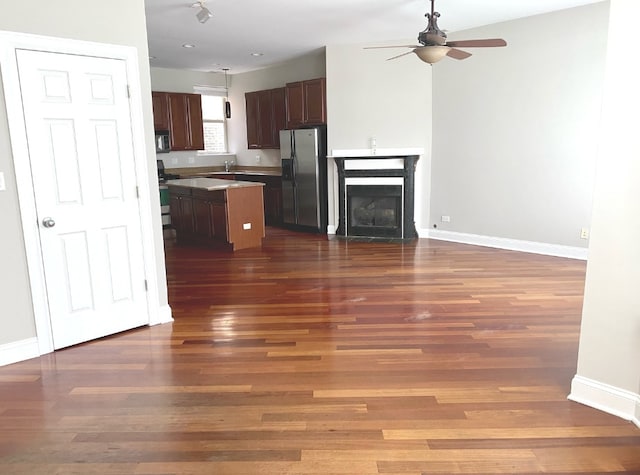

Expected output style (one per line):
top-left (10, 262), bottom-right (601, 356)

top-left (172, 168), bottom-right (283, 225)
top-left (166, 178), bottom-right (265, 251)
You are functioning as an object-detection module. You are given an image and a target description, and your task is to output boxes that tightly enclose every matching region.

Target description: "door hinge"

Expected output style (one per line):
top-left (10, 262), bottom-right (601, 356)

top-left (126, 85), bottom-right (131, 98)
top-left (135, 185), bottom-right (140, 198)
top-left (144, 280), bottom-right (148, 291)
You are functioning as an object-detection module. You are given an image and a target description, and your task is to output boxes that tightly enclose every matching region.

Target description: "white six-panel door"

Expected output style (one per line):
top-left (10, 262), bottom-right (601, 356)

top-left (16, 49), bottom-right (148, 349)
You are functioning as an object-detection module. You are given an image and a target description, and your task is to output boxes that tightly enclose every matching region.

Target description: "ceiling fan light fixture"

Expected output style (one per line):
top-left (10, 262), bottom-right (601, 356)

top-left (414, 46), bottom-right (449, 64)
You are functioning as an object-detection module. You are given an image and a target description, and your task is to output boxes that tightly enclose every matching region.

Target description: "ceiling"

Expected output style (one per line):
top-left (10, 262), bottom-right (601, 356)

top-left (145, 0), bottom-right (605, 75)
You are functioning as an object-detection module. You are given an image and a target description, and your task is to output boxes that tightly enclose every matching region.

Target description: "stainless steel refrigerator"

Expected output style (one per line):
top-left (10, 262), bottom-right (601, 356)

top-left (280, 127), bottom-right (328, 232)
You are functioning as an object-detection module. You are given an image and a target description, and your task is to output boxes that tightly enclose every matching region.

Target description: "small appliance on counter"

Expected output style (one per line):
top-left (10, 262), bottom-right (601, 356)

top-left (155, 130), bottom-right (170, 153)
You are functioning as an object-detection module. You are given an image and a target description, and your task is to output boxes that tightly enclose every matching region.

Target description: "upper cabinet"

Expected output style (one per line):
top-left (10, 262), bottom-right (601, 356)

top-left (245, 87), bottom-right (286, 149)
top-left (152, 91), bottom-right (170, 131)
top-left (152, 91), bottom-right (204, 151)
top-left (168, 93), bottom-right (204, 151)
top-left (285, 78), bottom-right (326, 129)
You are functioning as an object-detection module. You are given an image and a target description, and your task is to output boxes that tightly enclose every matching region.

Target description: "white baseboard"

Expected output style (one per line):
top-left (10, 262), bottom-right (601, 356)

top-left (0, 306), bottom-right (173, 368)
top-left (425, 229), bottom-right (588, 260)
top-left (150, 304), bottom-right (173, 325)
top-left (569, 375), bottom-right (640, 427)
top-left (0, 337), bottom-right (40, 367)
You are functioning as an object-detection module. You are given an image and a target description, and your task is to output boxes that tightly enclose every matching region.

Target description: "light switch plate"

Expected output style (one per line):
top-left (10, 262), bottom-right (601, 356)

top-left (243, 223), bottom-right (251, 230)
top-left (0, 172), bottom-right (5, 191)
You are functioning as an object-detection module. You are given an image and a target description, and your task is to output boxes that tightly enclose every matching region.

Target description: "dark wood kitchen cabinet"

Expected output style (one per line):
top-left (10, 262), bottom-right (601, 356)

top-left (286, 78), bottom-right (326, 128)
top-left (245, 91), bottom-right (260, 148)
top-left (152, 91), bottom-right (170, 130)
top-left (172, 188), bottom-right (228, 243)
top-left (169, 188), bottom-right (195, 238)
top-left (192, 189), bottom-right (228, 243)
top-left (168, 93), bottom-right (204, 151)
top-left (151, 91), bottom-right (204, 151)
top-left (245, 87), bottom-right (286, 149)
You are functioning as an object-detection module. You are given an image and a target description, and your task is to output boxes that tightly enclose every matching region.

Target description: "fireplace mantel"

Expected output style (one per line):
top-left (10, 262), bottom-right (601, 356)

top-left (329, 147), bottom-right (424, 158)
top-left (332, 153), bottom-right (419, 241)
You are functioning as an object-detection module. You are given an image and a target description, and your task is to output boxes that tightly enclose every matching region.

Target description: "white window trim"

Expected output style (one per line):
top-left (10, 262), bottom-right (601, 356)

top-left (195, 85), bottom-right (229, 155)
top-left (194, 85), bottom-right (227, 97)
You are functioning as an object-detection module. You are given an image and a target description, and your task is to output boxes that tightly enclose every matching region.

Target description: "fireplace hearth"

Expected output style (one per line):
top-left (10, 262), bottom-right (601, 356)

top-left (333, 154), bottom-right (419, 241)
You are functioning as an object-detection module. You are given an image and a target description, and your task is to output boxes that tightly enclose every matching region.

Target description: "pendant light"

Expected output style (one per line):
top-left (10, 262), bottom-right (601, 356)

top-left (194, 1), bottom-right (213, 24)
top-left (223, 68), bottom-right (231, 119)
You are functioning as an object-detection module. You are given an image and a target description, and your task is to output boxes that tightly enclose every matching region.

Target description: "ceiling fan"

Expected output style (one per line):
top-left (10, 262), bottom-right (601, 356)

top-left (365, 0), bottom-right (507, 64)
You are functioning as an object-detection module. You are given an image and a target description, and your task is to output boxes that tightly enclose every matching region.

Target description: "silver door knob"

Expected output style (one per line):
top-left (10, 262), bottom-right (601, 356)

top-left (42, 217), bottom-right (56, 228)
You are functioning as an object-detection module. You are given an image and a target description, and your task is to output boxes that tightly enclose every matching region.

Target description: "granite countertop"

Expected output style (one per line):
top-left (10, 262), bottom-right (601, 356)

top-left (167, 166), bottom-right (281, 178)
top-left (165, 177), bottom-right (265, 191)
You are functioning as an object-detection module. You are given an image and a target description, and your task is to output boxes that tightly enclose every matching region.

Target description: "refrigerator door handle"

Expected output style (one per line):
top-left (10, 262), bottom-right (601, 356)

top-left (291, 152), bottom-right (297, 183)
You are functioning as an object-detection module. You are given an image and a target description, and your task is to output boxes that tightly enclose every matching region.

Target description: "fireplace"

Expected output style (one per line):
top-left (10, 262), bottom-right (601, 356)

top-left (333, 154), bottom-right (419, 241)
top-left (347, 185), bottom-right (402, 238)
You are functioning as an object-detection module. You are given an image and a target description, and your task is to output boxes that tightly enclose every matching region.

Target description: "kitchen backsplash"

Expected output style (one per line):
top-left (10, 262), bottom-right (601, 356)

top-left (159, 150), bottom-right (236, 169)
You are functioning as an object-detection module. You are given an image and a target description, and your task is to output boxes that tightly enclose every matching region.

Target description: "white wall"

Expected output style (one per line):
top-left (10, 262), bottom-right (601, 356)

top-left (430, 3), bottom-right (608, 249)
top-left (0, 0), bottom-right (166, 346)
top-left (325, 43), bottom-right (433, 232)
top-left (570, 0), bottom-right (640, 424)
top-left (0, 77), bottom-right (35, 344)
top-left (151, 67), bottom-right (226, 93)
top-left (227, 50), bottom-right (326, 168)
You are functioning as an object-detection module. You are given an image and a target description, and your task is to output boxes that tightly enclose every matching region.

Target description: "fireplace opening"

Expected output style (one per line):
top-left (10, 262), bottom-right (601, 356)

top-left (347, 185), bottom-right (402, 238)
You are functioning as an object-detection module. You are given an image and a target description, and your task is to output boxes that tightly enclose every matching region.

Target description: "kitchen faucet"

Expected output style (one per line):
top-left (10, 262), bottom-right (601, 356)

top-left (224, 160), bottom-right (234, 172)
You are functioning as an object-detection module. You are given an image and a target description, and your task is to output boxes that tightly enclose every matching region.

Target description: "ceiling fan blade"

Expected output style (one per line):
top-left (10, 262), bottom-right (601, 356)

top-left (364, 45), bottom-right (420, 50)
top-left (386, 50), bottom-right (416, 61)
top-left (446, 48), bottom-right (472, 60)
top-left (446, 38), bottom-right (507, 48)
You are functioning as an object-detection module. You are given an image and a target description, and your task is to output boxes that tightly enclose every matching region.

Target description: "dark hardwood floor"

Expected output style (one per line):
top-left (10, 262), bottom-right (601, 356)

top-left (1, 227), bottom-right (639, 474)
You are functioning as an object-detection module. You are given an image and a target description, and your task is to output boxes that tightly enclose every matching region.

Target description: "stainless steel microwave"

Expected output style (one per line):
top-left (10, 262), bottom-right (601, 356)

top-left (155, 130), bottom-right (170, 153)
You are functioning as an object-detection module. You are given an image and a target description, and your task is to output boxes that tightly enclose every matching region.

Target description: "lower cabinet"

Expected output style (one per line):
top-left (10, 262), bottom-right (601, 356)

top-left (169, 188), bottom-right (195, 237)
top-left (263, 178), bottom-right (282, 225)
top-left (168, 183), bottom-right (265, 250)
top-left (192, 189), bottom-right (228, 242)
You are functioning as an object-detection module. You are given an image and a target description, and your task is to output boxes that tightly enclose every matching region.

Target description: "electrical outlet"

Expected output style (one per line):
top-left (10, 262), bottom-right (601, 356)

top-left (580, 228), bottom-right (589, 239)
top-left (441, 215), bottom-right (451, 223)
top-left (171, 158), bottom-right (178, 165)
top-left (255, 154), bottom-right (261, 163)
top-left (187, 156), bottom-right (195, 164)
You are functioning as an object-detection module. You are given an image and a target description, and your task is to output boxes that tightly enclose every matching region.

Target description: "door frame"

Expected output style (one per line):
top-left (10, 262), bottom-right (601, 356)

top-left (0, 31), bottom-right (171, 355)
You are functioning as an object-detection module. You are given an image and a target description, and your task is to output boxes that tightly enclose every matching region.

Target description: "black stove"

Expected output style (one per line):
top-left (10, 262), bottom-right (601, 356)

top-left (157, 159), bottom-right (180, 183)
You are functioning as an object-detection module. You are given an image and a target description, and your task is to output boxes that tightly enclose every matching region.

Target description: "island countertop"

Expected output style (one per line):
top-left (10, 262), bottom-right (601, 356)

top-left (165, 177), bottom-right (265, 191)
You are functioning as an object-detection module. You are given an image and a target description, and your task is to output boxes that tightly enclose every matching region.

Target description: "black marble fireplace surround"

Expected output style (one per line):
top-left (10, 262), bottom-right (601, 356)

top-left (334, 155), bottom-right (419, 241)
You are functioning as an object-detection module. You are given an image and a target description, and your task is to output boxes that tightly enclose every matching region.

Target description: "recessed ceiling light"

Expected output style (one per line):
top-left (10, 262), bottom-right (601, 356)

top-left (250, 52), bottom-right (264, 57)
top-left (183, 43), bottom-right (196, 48)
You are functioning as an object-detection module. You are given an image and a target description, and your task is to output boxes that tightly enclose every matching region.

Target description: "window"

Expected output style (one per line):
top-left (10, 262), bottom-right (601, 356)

top-left (200, 94), bottom-right (227, 154)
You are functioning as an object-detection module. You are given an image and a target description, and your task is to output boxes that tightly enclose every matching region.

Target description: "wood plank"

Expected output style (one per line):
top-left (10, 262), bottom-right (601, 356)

top-left (0, 228), bottom-right (637, 474)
